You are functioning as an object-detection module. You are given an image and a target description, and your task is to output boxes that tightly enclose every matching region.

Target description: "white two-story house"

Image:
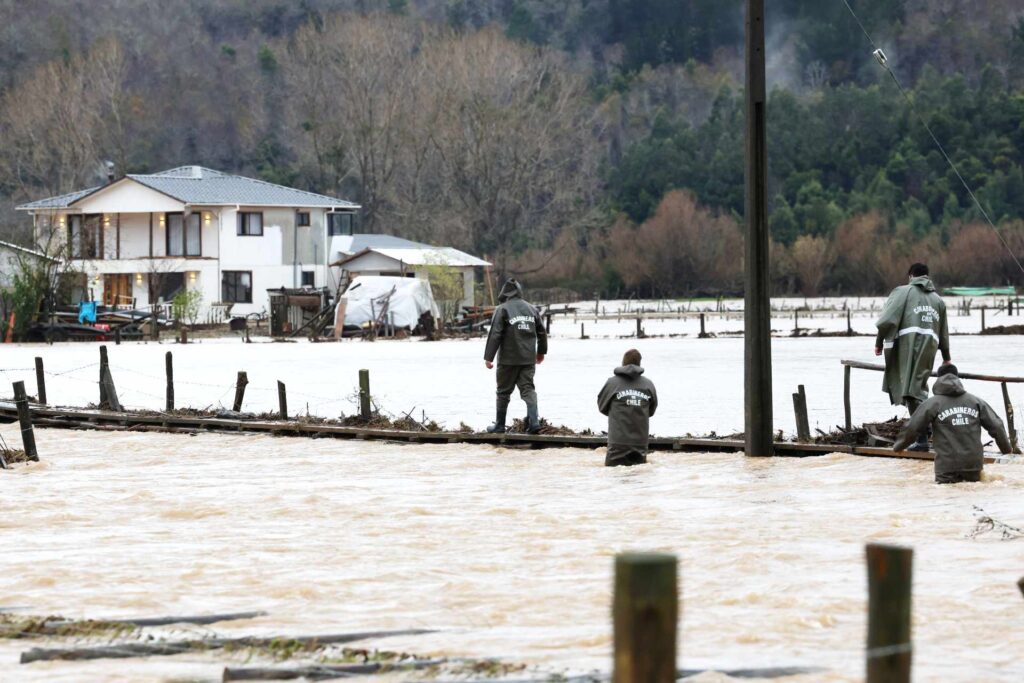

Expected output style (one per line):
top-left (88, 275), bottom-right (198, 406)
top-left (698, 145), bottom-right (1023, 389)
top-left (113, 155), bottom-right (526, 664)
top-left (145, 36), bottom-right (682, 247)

top-left (16, 166), bottom-right (360, 317)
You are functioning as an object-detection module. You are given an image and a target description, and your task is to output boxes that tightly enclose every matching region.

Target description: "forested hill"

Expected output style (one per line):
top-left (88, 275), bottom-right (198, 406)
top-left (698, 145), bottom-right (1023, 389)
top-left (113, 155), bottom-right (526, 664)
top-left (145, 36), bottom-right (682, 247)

top-left (1, 0), bottom-right (1022, 296)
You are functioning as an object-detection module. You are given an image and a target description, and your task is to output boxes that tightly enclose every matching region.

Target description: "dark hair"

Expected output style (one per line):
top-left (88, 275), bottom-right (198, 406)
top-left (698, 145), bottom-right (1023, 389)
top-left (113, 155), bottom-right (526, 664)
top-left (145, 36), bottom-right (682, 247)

top-left (908, 263), bottom-right (929, 277)
top-left (622, 349), bottom-right (642, 366)
top-left (937, 364), bottom-right (959, 378)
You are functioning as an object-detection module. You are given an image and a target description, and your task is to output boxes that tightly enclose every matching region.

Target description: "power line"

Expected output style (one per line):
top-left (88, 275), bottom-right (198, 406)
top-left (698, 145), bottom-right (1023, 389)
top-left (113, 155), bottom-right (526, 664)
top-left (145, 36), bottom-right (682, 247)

top-left (839, 0), bottom-right (1024, 277)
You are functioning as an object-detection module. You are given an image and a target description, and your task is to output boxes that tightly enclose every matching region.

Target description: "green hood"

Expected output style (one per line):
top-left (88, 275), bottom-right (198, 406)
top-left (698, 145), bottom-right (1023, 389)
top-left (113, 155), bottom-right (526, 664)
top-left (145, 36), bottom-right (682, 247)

top-left (910, 275), bottom-right (936, 293)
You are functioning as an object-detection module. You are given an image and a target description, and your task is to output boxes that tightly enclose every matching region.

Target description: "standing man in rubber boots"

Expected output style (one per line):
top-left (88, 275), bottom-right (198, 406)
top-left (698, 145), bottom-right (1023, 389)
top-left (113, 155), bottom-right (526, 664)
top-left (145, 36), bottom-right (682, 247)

top-left (483, 278), bottom-right (547, 434)
top-left (875, 263), bottom-right (951, 451)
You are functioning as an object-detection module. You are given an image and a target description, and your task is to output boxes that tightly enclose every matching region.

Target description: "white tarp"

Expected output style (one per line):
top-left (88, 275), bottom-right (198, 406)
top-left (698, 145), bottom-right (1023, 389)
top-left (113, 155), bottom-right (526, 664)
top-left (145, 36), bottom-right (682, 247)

top-left (340, 275), bottom-right (440, 328)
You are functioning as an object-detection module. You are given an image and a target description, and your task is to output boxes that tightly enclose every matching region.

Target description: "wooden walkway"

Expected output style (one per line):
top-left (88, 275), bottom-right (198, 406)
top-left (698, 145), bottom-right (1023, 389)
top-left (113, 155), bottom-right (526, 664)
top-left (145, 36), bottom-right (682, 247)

top-left (0, 400), bottom-right (988, 463)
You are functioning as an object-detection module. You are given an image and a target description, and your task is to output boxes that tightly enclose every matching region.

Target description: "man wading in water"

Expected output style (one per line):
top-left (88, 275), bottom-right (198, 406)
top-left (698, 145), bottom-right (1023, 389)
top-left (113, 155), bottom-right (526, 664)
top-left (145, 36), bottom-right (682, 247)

top-left (597, 349), bottom-right (658, 466)
top-left (875, 262), bottom-right (951, 451)
top-left (483, 279), bottom-right (547, 434)
top-left (894, 364), bottom-right (1012, 483)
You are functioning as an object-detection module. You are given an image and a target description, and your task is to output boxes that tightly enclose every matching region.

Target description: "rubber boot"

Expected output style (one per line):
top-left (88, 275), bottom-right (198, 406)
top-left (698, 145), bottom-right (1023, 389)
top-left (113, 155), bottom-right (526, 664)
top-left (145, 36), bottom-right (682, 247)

top-left (486, 401), bottom-right (508, 434)
top-left (525, 400), bottom-right (541, 435)
top-left (908, 428), bottom-right (931, 452)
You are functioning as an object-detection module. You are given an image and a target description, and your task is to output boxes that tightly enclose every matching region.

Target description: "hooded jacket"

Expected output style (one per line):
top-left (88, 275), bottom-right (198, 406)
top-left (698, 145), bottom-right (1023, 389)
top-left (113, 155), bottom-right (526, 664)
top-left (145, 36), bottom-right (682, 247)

top-left (597, 365), bottom-right (658, 448)
top-left (483, 280), bottom-right (548, 365)
top-left (875, 276), bottom-right (950, 404)
top-left (894, 374), bottom-right (1012, 475)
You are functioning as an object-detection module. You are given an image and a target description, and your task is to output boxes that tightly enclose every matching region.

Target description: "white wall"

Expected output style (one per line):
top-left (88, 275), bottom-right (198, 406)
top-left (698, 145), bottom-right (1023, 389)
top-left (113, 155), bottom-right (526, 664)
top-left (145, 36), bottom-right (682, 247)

top-left (119, 213), bottom-right (150, 259)
top-left (76, 179), bottom-right (185, 214)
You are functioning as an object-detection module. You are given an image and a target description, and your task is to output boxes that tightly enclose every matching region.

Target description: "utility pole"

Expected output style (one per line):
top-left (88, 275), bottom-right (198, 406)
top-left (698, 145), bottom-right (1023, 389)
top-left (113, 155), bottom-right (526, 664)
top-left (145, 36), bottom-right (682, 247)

top-left (745, 0), bottom-right (773, 457)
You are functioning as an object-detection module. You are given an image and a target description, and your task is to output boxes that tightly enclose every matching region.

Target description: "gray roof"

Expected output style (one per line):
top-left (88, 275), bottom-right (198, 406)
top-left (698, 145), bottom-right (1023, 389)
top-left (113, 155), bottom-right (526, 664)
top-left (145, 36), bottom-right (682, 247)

top-left (17, 187), bottom-right (100, 210)
top-left (348, 234), bottom-right (429, 251)
top-left (16, 166), bottom-right (359, 210)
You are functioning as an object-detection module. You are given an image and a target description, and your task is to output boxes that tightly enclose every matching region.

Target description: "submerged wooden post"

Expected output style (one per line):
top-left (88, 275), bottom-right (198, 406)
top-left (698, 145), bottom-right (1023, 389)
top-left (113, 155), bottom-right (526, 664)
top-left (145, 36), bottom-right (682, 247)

top-left (278, 381), bottom-right (288, 420)
top-left (34, 357), bottom-right (46, 405)
top-left (1001, 382), bottom-right (1020, 454)
top-left (793, 309), bottom-right (799, 333)
top-left (99, 345), bottom-right (109, 407)
top-left (847, 309), bottom-right (853, 335)
top-left (613, 553), bottom-right (677, 683)
top-left (1018, 576), bottom-right (1024, 599)
top-left (844, 365), bottom-right (853, 431)
top-left (150, 313), bottom-right (159, 341)
top-left (793, 385), bottom-right (810, 442)
top-left (981, 306), bottom-right (986, 332)
top-left (12, 380), bottom-right (39, 462)
top-left (179, 327), bottom-right (188, 345)
top-left (866, 543), bottom-right (913, 683)
top-left (233, 374), bottom-right (248, 411)
top-left (165, 351), bottom-right (174, 412)
top-left (114, 326), bottom-right (121, 345)
top-left (744, 0), bottom-right (773, 457)
top-left (699, 313), bottom-right (707, 338)
top-left (580, 323), bottom-right (586, 339)
top-left (636, 316), bottom-right (643, 339)
top-left (359, 369), bottom-right (371, 418)
top-left (545, 313), bottom-right (552, 335)
top-left (232, 372), bottom-right (248, 412)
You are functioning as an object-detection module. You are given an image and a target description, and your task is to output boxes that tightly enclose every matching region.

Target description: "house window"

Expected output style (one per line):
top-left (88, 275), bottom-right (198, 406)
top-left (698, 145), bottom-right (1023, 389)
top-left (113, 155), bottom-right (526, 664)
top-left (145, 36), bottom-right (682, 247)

top-left (237, 212), bottom-right (263, 236)
top-left (296, 211), bottom-right (310, 227)
top-left (68, 214), bottom-right (102, 259)
top-left (222, 271), bottom-right (252, 303)
top-left (166, 213), bottom-right (202, 257)
top-left (327, 212), bottom-right (353, 236)
top-left (301, 271), bottom-right (315, 287)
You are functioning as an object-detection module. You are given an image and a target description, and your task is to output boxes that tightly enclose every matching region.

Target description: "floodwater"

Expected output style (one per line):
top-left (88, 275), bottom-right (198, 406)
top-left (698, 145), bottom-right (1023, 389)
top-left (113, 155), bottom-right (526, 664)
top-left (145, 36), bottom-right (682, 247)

top-left (1, 428), bottom-right (1022, 681)
top-left (2, 314), bottom-right (1023, 681)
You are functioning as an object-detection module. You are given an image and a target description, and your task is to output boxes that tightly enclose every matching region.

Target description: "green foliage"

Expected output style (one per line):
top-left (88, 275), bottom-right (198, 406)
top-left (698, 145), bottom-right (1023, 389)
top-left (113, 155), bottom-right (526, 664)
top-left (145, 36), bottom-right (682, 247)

top-left (171, 289), bottom-right (203, 326)
top-left (423, 258), bottom-right (465, 328)
top-left (258, 45), bottom-right (278, 74)
top-left (608, 74), bottom-right (1024, 244)
top-left (506, 4), bottom-right (548, 45)
top-left (388, 0), bottom-right (409, 15)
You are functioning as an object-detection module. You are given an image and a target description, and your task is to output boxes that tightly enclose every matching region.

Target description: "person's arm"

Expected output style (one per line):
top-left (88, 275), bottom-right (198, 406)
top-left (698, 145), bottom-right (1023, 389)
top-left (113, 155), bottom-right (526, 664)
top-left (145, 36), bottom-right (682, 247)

top-left (893, 399), bottom-right (934, 451)
top-left (533, 307), bottom-right (548, 359)
top-left (597, 380), bottom-right (613, 416)
top-left (979, 399), bottom-right (1013, 454)
top-left (938, 303), bottom-right (951, 362)
top-left (875, 288), bottom-right (906, 354)
top-left (648, 383), bottom-right (658, 417)
top-left (483, 307), bottom-right (505, 365)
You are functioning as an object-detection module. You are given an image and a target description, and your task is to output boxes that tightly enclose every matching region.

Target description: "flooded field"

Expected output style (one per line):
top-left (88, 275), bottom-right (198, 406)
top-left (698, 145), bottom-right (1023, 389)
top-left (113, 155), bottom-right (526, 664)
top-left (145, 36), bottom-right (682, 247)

top-left (1, 427), bottom-right (1023, 681)
top-left (0, 323), bottom-right (1021, 437)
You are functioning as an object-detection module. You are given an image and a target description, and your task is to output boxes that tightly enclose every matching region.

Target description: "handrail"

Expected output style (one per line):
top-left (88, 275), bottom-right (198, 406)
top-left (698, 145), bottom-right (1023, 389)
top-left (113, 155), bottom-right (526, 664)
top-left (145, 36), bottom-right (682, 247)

top-left (841, 360), bottom-right (1024, 384)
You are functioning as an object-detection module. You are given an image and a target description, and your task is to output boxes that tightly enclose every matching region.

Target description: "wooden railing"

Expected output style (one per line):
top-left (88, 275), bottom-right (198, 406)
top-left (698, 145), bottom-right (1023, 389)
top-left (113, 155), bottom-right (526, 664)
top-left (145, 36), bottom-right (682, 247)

top-left (841, 359), bottom-right (1022, 452)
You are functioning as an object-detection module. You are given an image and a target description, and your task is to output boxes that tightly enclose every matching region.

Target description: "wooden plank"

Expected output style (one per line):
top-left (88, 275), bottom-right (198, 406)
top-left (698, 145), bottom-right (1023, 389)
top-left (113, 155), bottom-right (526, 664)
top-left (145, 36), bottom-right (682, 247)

top-left (866, 543), bottom-right (913, 683)
top-left (613, 553), bottom-right (677, 683)
top-left (842, 360), bottom-right (1024, 384)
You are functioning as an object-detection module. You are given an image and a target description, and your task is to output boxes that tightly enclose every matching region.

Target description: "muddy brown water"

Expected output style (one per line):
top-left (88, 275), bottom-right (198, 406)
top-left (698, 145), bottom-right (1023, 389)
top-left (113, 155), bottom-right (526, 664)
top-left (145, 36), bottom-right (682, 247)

top-left (1, 424), bottom-right (1022, 682)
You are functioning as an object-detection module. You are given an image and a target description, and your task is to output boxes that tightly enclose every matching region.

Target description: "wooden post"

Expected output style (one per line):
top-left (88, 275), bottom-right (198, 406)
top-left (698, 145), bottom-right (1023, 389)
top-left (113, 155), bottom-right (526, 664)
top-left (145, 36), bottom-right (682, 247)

top-left (699, 313), bottom-right (707, 338)
top-left (179, 327), bottom-right (188, 345)
top-left (844, 364), bottom-right (853, 431)
top-left (545, 313), bottom-right (552, 335)
top-left (793, 384), bottom-right (810, 442)
top-left (744, 0), bottom-right (773, 457)
top-left (1018, 576), bottom-right (1024, 599)
top-left (1001, 382), bottom-right (1020, 454)
top-left (151, 312), bottom-right (159, 341)
top-left (847, 309), bottom-right (853, 335)
top-left (793, 309), bottom-right (799, 334)
top-left (981, 306), bottom-right (986, 332)
top-left (359, 369), bottom-right (371, 419)
top-left (165, 351), bottom-right (174, 412)
top-left (866, 543), bottom-right (913, 683)
top-left (99, 345), bottom-right (109, 407)
top-left (12, 380), bottom-right (39, 462)
top-left (101, 365), bottom-right (122, 412)
top-left (580, 323), bottom-right (585, 339)
top-left (34, 357), bottom-right (46, 405)
top-left (613, 553), bottom-right (677, 683)
top-left (278, 381), bottom-right (288, 420)
top-left (232, 371), bottom-right (248, 412)
top-left (636, 316), bottom-right (643, 339)
top-left (114, 326), bottom-right (121, 345)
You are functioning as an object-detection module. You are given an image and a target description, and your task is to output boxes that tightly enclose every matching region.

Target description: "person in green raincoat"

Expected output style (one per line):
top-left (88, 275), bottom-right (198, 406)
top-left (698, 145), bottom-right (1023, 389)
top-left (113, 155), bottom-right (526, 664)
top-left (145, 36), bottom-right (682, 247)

top-left (874, 263), bottom-right (952, 450)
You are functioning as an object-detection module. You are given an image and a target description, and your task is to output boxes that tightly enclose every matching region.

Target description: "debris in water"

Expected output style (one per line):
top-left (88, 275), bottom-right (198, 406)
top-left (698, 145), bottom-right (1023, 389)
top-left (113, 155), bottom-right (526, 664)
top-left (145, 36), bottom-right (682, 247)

top-left (968, 506), bottom-right (1023, 540)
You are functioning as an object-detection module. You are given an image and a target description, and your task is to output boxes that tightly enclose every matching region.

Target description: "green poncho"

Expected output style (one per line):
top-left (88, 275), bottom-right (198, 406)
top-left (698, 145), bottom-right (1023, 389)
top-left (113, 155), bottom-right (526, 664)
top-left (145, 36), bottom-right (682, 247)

top-left (875, 276), bottom-right (950, 405)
